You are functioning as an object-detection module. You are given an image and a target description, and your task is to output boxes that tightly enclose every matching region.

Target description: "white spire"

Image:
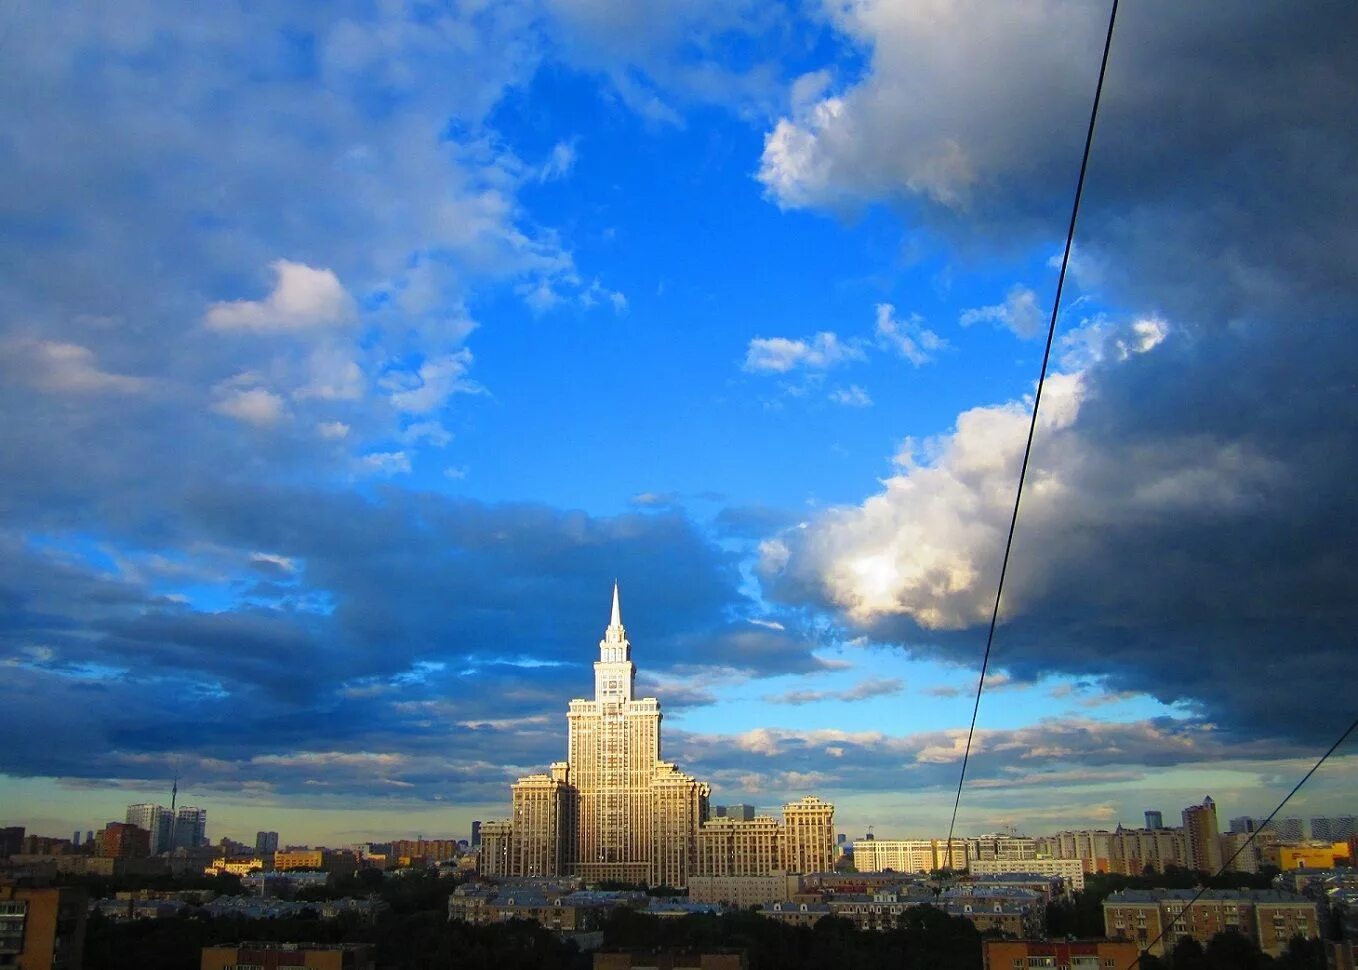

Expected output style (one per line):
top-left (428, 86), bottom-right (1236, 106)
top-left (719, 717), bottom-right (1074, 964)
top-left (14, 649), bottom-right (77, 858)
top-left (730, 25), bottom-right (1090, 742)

top-left (610, 580), bottom-right (622, 628)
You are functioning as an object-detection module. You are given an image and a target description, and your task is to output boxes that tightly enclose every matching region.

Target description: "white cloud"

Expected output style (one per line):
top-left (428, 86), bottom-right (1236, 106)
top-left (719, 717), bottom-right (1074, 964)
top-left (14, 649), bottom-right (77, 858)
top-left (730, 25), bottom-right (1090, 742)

top-left (205, 260), bottom-right (356, 333)
top-left (756, 1), bottom-right (1107, 212)
top-left (293, 344), bottom-right (365, 401)
top-left (744, 331), bottom-right (864, 373)
top-left (211, 380), bottom-right (286, 427)
top-left (360, 451), bottom-right (411, 476)
top-left (316, 421), bottom-right (350, 440)
top-left (959, 285), bottom-right (1045, 339)
top-left (249, 552), bottom-right (296, 574)
top-left (829, 384), bottom-right (872, 408)
top-left (384, 351), bottom-right (482, 414)
top-left (538, 140), bottom-right (577, 182)
top-left (874, 303), bottom-right (946, 365)
top-left (582, 278), bottom-right (628, 313)
top-left (760, 317), bottom-right (1278, 629)
top-left (4, 339), bottom-right (149, 395)
top-left (400, 421), bottom-right (453, 447)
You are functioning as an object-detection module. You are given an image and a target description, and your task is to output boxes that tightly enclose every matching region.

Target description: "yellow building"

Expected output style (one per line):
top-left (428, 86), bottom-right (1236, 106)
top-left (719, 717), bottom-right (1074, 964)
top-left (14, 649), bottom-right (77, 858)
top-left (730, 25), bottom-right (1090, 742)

top-left (0, 885), bottom-right (87, 970)
top-left (273, 849), bottom-right (323, 871)
top-left (1276, 843), bottom-right (1351, 870)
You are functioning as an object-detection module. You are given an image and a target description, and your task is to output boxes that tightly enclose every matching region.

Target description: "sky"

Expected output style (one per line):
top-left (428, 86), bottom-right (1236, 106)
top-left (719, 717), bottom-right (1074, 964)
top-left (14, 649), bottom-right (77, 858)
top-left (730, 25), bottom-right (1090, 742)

top-left (1, 0), bottom-right (1355, 848)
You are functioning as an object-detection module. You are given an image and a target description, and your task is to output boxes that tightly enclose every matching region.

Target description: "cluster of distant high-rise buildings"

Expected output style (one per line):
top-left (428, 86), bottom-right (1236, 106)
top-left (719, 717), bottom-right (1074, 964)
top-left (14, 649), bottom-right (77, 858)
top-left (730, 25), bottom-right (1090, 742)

top-left (845, 798), bottom-right (1355, 885)
top-left (123, 803), bottom-right (208, 855)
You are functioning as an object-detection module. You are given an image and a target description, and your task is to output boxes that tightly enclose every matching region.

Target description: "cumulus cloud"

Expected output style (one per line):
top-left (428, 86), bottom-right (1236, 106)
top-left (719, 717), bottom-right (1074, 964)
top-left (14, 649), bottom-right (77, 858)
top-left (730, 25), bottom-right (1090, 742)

top-left (959, 285), bottom-right (1045, 339)
top-left (4, 340), bottom-right (150, 395)
top-left (359, 451), bottom-right (412, 476)
top-left (744, 331), bottom-right (864, 373)
top-left (206, 261), bottom-right (356, 333)
top-left (211, 383), bottom-right (287, 427)
top-left (828, 384), bottom-right (872, 408)
top-left (874, 303), bottom-right (946, 365)
top-left (384, 351), bottom-right (482, 414)
top-left (752, 1), bottom-right (1358, 748)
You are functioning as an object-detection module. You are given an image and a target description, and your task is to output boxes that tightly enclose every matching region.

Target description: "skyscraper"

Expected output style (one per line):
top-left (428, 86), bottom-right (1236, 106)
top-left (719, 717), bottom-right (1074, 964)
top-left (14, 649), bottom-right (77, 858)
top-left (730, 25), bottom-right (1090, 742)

top-left (1182, 796), bottom-right (1222, 874)
top-left (255, 831), bottom-right (279, 855)
top-left (485, 584), bottom-right (830, 888)
top-left (126, 803), bottom-right (174, 855)
top-left (172, 807), bottom-right (207, 849)
top-left (1144, 810), bottom-right (1163, 830)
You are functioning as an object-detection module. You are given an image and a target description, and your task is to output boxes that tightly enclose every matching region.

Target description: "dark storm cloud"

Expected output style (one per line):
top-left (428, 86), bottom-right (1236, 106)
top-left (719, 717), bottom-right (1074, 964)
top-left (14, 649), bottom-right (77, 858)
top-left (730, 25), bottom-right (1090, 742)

top-left (671, 717), bottom-right (1323, 805)
top-left (758, 1), bottom-right (1358, 745)
top-left (0, 479), bottom-right (825, 794)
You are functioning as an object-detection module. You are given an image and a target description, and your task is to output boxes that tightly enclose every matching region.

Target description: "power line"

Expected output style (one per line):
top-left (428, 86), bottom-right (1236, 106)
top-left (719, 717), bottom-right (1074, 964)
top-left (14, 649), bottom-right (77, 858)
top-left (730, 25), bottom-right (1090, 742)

top-left (1123, 715), bottom-right (1358, 969)
top-left (944, 0), bottom-right (1121, 854)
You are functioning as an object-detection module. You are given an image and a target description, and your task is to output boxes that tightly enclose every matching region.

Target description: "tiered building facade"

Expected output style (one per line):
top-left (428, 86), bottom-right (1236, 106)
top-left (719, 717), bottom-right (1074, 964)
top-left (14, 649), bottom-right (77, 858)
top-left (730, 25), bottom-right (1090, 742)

top-left (482, 585), bottom-right (833, 888)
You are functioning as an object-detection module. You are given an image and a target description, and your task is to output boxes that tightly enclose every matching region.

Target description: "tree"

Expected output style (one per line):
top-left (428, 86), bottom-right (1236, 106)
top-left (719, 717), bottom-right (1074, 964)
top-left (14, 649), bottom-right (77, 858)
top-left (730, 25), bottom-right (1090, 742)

top-left (1270, 934), bottom-right (1326, 970)
top-left (1203, 930), bottom-right (1263, 970)
top-left (1168, 936), bottom-right (1207, 970)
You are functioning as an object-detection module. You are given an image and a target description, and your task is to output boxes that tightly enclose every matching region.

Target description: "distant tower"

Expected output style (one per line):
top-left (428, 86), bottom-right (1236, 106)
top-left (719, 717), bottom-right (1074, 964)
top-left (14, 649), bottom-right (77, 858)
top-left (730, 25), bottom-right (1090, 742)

top-left (1145, 810), bottom-right (1164, 830)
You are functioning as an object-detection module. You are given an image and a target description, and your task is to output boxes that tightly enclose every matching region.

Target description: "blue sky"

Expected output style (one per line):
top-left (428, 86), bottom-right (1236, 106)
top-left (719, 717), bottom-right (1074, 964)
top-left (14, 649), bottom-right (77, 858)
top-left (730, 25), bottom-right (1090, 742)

top-left (1, 1), bottom-right (1355, 847)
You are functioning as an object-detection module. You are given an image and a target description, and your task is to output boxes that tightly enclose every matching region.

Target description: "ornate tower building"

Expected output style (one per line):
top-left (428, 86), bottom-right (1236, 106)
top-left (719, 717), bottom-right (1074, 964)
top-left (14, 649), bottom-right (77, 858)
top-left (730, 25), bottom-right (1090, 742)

top-left (490, 584), bottom-right (711, 887)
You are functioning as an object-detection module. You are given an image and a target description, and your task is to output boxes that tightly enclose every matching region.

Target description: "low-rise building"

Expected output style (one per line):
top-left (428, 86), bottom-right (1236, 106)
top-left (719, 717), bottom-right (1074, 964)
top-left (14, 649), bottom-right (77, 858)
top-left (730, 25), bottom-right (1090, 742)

top-left (755, 900), bottom-right (830, 927)
top-left (851, 839), bottom-right (968, 874)
top-left (447, 884), bottom-right (646, 931)
top-left (594, 951), bottom-right (745, 970)
top-left (200, 941), bottom-right (374, 970)
top-left (686, 874), bottom-right (800, 908)
top-left (823, 887), bottom-right (935, 931)
top-left (940, 885), bottom-right (1045, 938)
top-left (982, 939), bottom-right (1141, 970)
top-left (1103, 888), bottom-right (1319, 957)
top-left (273, 849), bottom-right (323, 871)
top-left (1273, 842), bottom-right (1351, 870)
top-left (968, 858), bottom-right (1086, 892)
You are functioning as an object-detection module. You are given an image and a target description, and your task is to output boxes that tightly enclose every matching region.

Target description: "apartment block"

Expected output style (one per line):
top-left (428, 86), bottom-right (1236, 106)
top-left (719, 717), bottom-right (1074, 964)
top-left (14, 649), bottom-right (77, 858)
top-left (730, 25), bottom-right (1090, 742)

top-left (1103, 888), bottom-right (1318, 958)
top-left (851, 838), bottom-right (968, 874)
top-left (982, 939), bottom-right (1141, 970)
top-left (0, 885), bottom-right (88, 970)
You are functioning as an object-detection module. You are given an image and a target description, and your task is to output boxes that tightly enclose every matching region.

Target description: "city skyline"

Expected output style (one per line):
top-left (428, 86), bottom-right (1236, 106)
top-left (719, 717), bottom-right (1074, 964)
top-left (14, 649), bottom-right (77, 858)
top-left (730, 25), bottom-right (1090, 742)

top-left (2, 1), bottom-right (1356, 847)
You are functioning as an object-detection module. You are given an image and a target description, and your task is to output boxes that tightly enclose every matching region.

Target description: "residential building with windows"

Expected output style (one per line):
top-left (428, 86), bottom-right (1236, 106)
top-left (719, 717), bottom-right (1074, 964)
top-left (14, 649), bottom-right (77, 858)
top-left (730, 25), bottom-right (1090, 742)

top-left (1182, 796), bottom-right (1223, 874)
top-left (851, 838), bottom-right (968, 874)
top-left (0, 884), bottom-right (88, 970)
top-left (125, 805), bottom-right (174, 855)
top-left (1103, 888), bottom-right (1318, 958)
top-left (982, 939), bottom-right (1140, 970)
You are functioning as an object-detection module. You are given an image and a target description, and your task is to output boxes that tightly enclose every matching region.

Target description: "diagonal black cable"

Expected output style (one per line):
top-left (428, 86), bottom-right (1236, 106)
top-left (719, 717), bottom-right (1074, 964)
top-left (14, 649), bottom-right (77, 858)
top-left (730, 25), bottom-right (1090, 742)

top-left (944, 0), bottom-right (1121, 859)
top-left (1124, 714), bottom-right (1358, 969)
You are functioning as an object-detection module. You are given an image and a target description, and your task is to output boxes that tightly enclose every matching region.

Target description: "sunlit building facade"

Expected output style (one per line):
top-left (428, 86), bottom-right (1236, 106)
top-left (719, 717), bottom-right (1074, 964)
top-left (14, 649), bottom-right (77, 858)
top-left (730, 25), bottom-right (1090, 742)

top-left (484, 584), bottom-right (832, 888)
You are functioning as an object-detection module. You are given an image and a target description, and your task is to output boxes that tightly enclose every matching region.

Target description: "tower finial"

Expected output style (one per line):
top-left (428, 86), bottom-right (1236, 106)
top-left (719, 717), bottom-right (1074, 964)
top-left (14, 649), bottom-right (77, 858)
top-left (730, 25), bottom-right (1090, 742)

top-left (610, 580), bottom-right (622, 628)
